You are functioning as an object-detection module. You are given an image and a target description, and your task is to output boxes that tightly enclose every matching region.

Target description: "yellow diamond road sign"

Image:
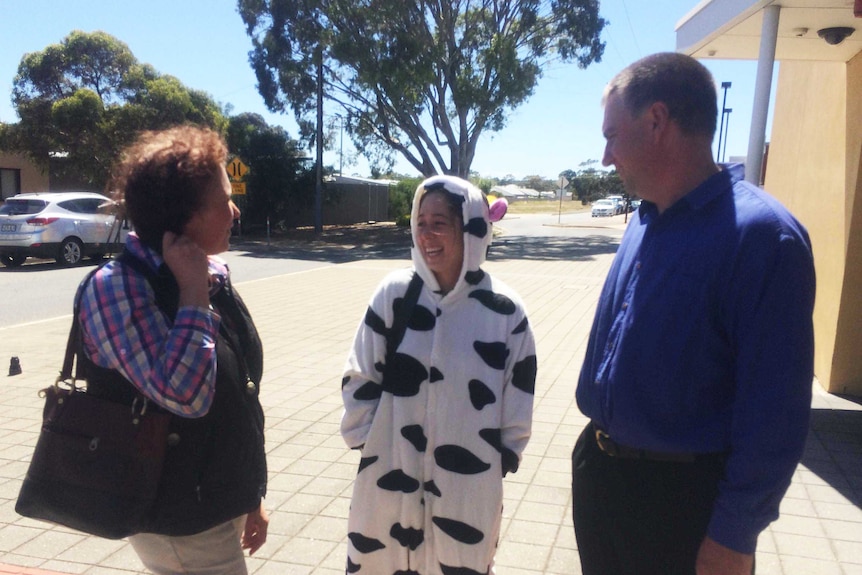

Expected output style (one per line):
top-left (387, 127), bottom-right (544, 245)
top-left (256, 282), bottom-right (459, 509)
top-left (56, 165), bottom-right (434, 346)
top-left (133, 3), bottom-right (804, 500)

top-left (227, 158), bottom-right (249, 180)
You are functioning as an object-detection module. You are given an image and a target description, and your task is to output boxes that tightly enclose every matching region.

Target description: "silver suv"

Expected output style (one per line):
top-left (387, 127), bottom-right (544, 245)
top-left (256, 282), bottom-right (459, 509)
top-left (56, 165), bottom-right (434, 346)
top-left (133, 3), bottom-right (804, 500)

top-left (0, 191), bottom-right (127, 267)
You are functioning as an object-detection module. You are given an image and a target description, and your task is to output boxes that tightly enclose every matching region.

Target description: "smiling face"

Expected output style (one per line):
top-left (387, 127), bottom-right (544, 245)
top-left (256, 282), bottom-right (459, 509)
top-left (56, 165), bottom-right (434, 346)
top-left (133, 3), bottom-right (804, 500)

top-left (417, 191), bottom-right (464, 292)
top-left (183, 168), bottom-right (240, 255)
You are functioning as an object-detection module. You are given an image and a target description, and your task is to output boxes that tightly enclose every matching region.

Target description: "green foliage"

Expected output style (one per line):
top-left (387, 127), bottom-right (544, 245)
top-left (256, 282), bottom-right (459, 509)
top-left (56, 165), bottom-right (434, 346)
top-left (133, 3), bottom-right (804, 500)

top-left (225, 113), bottom-right (315, 229)
top-left (561, 166), bottom-right (625, 204)
top-left (239, 0), bottom-right (605, 178)
top-left (389, 177), bottom-right (422, 222)
top-left (471, 176), bottom-right (496, 196)
top-left (5, 30), bottom-right (226, 188)
top-left (522, 174), bottom-right (559, 193)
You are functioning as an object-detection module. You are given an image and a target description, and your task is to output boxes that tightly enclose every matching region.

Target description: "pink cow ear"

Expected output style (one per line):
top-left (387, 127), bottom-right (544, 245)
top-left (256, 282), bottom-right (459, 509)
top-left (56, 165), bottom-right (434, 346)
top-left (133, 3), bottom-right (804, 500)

top-left (489, 198), bottom-right (508, 222)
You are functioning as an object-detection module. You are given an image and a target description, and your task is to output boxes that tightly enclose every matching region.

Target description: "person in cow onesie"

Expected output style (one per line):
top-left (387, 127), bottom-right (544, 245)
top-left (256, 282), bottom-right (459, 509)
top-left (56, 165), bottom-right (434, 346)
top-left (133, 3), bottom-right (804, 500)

top-left (341, 175), bottom-right (537, 575)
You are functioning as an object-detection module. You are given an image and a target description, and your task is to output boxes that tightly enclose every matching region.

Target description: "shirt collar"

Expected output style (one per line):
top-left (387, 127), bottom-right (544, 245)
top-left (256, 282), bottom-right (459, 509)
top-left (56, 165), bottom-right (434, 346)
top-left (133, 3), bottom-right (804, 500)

top-left (683, 163), bottom-right (742, 212)
top-left (639, 163), bottom-right (743, 223)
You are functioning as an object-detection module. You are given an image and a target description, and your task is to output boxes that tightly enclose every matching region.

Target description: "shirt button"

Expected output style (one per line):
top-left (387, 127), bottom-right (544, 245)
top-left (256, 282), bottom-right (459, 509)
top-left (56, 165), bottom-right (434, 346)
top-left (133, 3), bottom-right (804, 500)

top-left (636, 262), bottom-right (642, 270)
top-left (622, 302), bottom-right (628, 310)
top-left (246, 381), bottom-right (257, 395)
top-left (167, 433), bottom-right (181, 447)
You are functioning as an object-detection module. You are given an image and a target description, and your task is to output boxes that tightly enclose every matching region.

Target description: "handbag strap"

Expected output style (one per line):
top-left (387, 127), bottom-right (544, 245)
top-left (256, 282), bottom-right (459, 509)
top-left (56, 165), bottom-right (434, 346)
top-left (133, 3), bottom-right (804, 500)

top-left (61, 265), bottom-right (103, 381)
top-left (386, 272), bottom-right (423, 360)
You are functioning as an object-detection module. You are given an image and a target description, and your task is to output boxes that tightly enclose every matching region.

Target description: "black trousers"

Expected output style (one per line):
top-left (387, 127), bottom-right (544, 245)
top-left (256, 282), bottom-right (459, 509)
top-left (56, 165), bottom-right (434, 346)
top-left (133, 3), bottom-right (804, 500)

top-left (571, 422), bottom-right (730, 575)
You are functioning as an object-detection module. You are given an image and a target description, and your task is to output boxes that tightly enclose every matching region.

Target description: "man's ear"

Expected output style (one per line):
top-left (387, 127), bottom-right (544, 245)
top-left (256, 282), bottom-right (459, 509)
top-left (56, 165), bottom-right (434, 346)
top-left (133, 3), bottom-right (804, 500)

top-left (646, 101), bottom-right (671, 137)
top-left (644, 102), bottom-right (671, 143)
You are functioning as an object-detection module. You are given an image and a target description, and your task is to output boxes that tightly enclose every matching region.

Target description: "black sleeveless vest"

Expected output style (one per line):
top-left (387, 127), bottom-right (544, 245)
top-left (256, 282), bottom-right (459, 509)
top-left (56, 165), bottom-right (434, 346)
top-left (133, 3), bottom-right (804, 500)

top-left (81, 252), bottom-right (267, 536)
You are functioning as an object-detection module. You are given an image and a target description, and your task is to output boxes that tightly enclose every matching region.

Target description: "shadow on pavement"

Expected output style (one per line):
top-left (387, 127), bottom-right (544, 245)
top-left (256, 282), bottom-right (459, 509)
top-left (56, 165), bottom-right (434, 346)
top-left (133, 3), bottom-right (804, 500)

top-left (230, 236), bottom-right (412, 263)
top-left (489, 234), bottom-right (621, 262)
top-left (230, 233), bottom-right (622, 264)
top-left (803, 407), bottom-right (862, 508)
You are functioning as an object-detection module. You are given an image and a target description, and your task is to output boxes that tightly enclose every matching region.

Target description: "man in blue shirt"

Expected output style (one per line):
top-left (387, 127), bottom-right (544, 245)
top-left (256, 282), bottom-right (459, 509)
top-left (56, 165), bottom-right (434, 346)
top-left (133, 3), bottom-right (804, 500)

top-left (572, 52), bottom-right (815, 575)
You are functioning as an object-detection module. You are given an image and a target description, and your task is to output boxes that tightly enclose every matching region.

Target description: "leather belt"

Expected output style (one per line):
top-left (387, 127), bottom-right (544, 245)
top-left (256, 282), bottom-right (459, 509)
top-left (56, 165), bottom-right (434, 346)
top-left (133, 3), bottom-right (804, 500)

top-left (594, 428), bottom-right (697, 463)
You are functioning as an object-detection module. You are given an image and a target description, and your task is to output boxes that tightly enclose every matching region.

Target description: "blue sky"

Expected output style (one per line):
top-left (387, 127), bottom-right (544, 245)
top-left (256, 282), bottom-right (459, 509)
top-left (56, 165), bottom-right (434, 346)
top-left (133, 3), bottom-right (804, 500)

top-left (0, 0), bottom-right (769, 180)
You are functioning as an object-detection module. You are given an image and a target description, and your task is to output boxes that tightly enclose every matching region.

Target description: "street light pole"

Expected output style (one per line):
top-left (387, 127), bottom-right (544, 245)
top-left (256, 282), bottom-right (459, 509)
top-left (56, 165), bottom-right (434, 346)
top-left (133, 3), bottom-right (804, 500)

top-left (314, 46), bottom-right (323, 234)
top-left (722, 109), bottom-right (733, 162)
top-left (717, 81), bottom-right (732, 162)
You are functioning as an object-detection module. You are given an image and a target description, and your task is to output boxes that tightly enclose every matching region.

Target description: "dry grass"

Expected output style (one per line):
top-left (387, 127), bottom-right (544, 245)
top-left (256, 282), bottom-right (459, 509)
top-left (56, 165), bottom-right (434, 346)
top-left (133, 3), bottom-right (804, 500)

top-left (505, 199), bottom-right (590, 215)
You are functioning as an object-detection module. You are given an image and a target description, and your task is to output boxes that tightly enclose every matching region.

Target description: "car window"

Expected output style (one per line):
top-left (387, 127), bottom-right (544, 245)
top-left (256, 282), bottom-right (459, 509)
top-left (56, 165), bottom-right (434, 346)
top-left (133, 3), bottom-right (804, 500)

top-left (58, 199), bottom-right (89, 214)
top-left (0, 199), bottom-right (48, 216)
top-left (77, 198), bottom-right (109, 214)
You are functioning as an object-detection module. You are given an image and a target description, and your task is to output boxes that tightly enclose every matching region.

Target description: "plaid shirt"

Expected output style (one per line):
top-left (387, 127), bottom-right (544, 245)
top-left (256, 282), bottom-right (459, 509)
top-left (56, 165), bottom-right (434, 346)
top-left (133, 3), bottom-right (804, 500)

top-left (78, 233), bottom-right (224, 417)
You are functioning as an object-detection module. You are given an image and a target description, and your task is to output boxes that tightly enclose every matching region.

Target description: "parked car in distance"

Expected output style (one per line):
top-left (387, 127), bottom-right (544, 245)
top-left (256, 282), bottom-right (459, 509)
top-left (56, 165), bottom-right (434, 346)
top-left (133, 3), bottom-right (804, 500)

top-left (591, 199), bottom-right (617, 218)
top-left (605, 195), bottom-right (625, 214)
top-left (0, 191), bottom-right (127, 267)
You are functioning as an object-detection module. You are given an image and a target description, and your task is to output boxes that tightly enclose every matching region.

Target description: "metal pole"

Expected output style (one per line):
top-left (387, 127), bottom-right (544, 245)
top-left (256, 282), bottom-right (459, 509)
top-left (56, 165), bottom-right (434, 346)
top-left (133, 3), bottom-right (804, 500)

top-left (722, 109), bottom-right (732, 162)
top-left (557, 180), bottom-right (563, 224)
top-left (314, 46), bottom-right (324, 234)
top-left (339, 116), bottom-right (344, 176)
top-left (717, 82), bottom-right (731, 162)
top-left (746, 4), bottom-right (780, 185)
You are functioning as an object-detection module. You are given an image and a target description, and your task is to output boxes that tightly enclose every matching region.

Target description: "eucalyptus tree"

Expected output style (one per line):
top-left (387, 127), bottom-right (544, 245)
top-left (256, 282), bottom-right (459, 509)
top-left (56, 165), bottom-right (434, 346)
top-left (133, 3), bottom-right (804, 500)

top-left (239, 0), bottom-right (606, 177)
top-left (7, 30), bottom-right (225, 188)
top-left (225, 113), bottom-right (314, 228)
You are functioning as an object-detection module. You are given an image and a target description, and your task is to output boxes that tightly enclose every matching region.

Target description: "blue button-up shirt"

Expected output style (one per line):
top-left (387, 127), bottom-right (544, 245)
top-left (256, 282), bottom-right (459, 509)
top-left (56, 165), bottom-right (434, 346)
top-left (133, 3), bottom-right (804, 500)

top-left (576, 164), bottom-right (815, 553)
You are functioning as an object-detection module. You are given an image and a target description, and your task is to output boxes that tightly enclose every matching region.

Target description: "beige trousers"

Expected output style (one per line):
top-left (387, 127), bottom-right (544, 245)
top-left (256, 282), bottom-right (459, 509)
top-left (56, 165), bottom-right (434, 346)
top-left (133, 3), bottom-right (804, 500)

top-left (128, 515), bottom-right (248, 575)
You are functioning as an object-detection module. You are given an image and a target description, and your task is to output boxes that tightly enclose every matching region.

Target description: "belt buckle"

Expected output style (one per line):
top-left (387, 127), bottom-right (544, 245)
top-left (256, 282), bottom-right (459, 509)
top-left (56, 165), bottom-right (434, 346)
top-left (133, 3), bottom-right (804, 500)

top-left (595, 429), bottom-right (619, 457)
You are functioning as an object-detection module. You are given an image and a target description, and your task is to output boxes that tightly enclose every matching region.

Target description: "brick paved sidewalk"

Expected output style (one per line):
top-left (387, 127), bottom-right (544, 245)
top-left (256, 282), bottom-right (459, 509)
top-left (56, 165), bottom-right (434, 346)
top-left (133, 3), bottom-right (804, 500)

top-left (0, 230), bottom-right (859, 574)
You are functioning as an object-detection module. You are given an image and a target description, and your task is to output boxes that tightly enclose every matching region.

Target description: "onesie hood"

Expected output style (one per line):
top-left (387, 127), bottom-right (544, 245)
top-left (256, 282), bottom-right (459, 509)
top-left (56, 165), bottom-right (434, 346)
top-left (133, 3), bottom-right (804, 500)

top-left (411, 175), bottom-right (493, 296)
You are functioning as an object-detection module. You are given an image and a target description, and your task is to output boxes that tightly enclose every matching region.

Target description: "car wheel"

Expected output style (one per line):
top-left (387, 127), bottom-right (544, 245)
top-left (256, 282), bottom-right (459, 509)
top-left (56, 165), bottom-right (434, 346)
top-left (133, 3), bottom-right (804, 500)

top-left (57, 237), bottom-right (84, 266)
top-left (1, 254), bottom-right (26, 268)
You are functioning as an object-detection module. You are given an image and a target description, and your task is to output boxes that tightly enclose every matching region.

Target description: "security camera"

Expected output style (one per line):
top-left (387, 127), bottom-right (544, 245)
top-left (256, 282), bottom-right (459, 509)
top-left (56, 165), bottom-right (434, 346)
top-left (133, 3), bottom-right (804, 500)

top-left (817, 27), bottom-right (855, 45)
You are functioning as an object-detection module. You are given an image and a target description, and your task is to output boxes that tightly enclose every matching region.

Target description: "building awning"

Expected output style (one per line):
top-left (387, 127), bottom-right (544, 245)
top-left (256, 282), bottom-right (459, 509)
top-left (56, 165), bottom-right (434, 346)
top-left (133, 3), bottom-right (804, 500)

top-left (676, 0), bottom-right (862, 63)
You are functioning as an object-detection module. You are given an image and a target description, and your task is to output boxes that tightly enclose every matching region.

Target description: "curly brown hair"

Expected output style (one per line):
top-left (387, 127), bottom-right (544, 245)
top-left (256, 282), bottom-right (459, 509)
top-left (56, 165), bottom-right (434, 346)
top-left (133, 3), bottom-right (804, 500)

top-left (111, 125), bottom-right (228, 251)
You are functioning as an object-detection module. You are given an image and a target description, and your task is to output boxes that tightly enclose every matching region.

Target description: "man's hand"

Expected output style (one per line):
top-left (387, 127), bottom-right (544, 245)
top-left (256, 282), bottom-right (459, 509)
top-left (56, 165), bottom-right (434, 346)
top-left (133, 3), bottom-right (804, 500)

top-left (242, 503), bottom-right (269, 556)
top-left (696, 536), bottom-right (754, 575)
top-left (162, 231), bottom-right (209, 308)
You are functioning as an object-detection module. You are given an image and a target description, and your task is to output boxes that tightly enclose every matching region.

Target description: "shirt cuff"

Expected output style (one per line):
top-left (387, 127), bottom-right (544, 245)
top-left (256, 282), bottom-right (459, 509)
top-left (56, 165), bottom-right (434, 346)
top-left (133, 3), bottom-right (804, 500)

top-left (175, 305), bottom-right (221, 334)
top-left (707, 507), bottom-right (760, 554)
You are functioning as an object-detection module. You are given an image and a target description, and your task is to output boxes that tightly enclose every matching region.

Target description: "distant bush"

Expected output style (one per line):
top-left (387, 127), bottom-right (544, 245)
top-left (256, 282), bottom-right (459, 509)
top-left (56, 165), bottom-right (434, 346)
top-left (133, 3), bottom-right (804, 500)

top-left (389, 178), bottom-right (422, 222)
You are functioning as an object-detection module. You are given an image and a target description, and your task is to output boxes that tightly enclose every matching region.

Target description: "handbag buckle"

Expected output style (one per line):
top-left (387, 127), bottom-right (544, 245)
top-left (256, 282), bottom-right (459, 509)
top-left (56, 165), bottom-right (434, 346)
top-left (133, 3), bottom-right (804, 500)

top-left (130, 397), bottom-right (150, 426)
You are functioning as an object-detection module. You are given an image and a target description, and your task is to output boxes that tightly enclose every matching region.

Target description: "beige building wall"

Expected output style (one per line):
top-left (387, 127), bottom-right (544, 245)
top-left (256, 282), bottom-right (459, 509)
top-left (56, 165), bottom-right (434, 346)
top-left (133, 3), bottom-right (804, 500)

top-left (831, 53), bottom-right (862, 393)
top-left (0, 152), bottom-right (49, 196)
top-left (764, 57), bottom-right (862, 395)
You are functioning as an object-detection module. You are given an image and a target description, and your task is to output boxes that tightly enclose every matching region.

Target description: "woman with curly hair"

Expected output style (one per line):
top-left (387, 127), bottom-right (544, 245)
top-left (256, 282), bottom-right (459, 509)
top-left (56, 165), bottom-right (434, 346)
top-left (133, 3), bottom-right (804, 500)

top-left (78, 125), bottom-right (268, 574)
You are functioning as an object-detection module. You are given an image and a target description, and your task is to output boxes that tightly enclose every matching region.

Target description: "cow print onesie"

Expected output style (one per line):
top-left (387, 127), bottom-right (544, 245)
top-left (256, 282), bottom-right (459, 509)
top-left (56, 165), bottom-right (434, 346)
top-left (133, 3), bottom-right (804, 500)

top-left (341, 175), bottom-right (537, 575)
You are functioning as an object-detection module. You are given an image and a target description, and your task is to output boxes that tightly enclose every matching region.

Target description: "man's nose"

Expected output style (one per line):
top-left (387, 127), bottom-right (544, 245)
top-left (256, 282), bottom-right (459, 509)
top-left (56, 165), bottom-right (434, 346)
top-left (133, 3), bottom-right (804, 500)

top-left (602, 146), bottom-right (613, 167)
